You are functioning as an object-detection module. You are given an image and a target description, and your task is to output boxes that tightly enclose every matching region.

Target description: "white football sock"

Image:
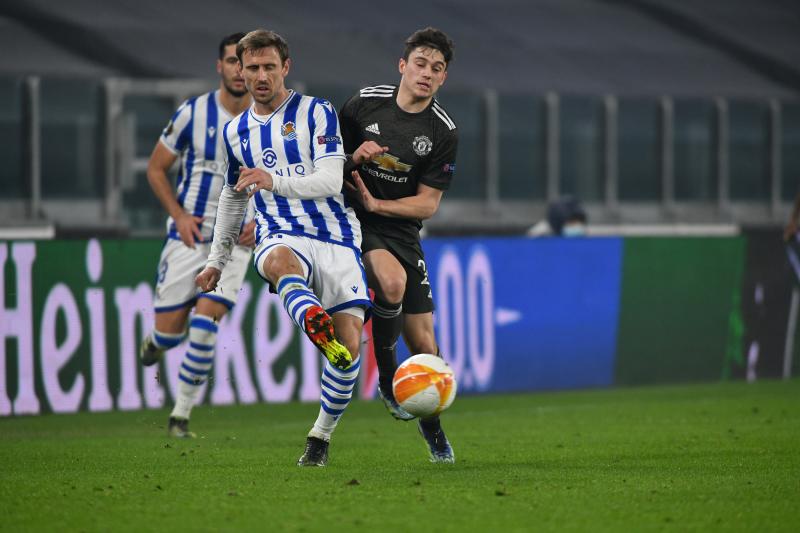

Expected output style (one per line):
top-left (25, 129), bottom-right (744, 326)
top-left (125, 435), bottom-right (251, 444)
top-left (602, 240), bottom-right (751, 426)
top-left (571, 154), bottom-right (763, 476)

top-left (277, 274), bottom-right (322, 330)
top-left (309, 357), bottom-right (360, 441)
top-left (170, 315), bottom-right (217, 420)
top-left (150, 328), bottom-right (186, 350)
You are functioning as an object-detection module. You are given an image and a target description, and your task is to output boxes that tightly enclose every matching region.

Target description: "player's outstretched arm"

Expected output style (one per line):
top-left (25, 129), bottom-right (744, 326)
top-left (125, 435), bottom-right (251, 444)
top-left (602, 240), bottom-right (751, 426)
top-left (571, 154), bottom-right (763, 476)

top-left (347, 171), bottom-right (443, 220)
top-left (147, 142), bottom-right (204, 248)
top-left (231, 159), bottom-right (344, 200)
top-left (272, 158), bottom-right (345, 199)
top-left (206, 184), bottom-right (249, 272)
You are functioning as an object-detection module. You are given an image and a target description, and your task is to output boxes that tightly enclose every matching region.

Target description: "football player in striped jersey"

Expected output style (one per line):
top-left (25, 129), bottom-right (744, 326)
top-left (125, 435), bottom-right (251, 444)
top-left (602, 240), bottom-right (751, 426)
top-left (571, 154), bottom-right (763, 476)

top-left (139, 32), bottom-right (256, 439)
top-left (196, 29), bottom-right (369, 466)
top-left (339, 27), bottom-right (459, 463)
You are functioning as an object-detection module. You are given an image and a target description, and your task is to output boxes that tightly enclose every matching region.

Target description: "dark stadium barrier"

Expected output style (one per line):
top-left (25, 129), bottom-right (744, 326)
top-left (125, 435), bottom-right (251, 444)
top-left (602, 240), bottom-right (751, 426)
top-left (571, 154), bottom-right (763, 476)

top-left (3, 76), bottom-right (799, 237)
top-left (1, 234), bottom-right (798, 416)
top-left (733, 228), bottom-right (800, 381)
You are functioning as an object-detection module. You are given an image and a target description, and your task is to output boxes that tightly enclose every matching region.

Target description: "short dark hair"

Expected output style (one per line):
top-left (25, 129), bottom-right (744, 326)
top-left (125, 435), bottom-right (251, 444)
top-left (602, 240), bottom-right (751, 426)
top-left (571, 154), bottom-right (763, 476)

top-left (236, 29), bottom-right (290, 64)
top-left (219, 32), bottom-right (247, 59)
top-left (403, 27), bottom-right (454, 67)
top-left (547, 196), bottom-right (587, 235)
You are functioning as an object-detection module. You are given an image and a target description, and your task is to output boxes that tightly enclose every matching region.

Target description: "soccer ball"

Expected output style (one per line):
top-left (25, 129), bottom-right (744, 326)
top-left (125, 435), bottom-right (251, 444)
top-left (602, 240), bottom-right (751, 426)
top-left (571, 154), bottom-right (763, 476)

top-left (392, 353), bottom-right (457, 418)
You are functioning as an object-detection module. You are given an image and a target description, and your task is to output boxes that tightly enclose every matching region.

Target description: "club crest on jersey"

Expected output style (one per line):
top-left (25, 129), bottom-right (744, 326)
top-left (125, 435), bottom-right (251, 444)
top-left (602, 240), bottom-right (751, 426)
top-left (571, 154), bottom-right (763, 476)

top-left (281, 121), bottom-right (297, 140)
top-left (262, 148), bottom-right (277, 168)
top-left (412, 135), bottom-right (432, 156)
top-left (207, 125), bottom-right (216, 138)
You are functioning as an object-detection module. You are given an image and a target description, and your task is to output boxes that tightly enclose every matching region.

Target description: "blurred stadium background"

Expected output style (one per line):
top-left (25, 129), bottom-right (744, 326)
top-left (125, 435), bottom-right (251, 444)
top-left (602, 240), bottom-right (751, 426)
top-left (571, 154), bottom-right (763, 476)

top-left (1, 0), bottom-right (798, 413)
top-left (1, 0), bottom-right (799, 236)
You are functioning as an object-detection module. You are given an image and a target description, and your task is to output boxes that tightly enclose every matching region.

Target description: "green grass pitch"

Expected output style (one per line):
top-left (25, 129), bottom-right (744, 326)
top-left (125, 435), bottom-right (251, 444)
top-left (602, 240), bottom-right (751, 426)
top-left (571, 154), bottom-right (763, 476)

top-left (1, 380), bottom-right (798, 532)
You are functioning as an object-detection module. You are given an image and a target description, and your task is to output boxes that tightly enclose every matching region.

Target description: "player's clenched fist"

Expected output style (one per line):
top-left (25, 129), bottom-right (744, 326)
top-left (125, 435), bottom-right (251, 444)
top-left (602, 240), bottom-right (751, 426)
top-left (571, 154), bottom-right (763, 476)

top-left (235, 167), bottom-right (273, 196)
top-left (195, 266), bottom-right (222, 293)
top-left (352, 141), bottom-right (388, 165)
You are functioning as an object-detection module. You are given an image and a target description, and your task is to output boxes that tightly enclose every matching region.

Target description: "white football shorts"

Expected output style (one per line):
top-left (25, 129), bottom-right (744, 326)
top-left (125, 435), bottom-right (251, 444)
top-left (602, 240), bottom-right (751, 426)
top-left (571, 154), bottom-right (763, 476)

top-left (154, 239), bottom-right (252, 312)
top-left (253, 233), bottom-right (370, 321)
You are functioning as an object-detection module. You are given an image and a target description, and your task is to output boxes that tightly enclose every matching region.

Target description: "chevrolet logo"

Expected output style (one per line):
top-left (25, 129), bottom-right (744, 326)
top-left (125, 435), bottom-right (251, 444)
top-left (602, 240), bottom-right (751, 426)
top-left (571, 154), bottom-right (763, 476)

top-left (372, 153), bottom-right (412, 173)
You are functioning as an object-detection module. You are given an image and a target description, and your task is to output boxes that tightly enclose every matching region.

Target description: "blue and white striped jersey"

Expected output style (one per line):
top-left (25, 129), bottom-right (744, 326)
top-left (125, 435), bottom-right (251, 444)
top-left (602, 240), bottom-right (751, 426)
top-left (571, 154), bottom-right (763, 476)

top-left (222, 90), bottom-right (360, 250)
top-left (160, 90), bottom-right (253, 241)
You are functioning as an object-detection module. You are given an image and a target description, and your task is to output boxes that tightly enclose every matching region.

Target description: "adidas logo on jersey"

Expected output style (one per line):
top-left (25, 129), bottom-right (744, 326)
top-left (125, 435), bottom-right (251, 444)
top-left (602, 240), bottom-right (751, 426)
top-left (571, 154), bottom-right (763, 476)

top-left (365, 123), bottom-right (380, 135)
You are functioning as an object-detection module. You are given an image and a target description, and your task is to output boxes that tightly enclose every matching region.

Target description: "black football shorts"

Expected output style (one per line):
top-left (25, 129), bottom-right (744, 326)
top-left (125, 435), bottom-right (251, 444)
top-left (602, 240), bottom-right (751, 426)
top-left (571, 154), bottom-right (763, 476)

top-left (360, 228), bottom-right (435, 314)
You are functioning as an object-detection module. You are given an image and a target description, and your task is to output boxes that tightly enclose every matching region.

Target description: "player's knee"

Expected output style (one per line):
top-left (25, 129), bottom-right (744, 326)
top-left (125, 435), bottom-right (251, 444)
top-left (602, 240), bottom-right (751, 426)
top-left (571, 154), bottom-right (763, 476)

top-left (261, 253), bottom-right (284, 277)
top-left (195, 299), bottom-right (229, 322)
top-left (154, 308), bottom-right (191, 334)
top-left (376, 273), bottom-right (406, 303)
top-left (262, 248), bottom-right (301, 282)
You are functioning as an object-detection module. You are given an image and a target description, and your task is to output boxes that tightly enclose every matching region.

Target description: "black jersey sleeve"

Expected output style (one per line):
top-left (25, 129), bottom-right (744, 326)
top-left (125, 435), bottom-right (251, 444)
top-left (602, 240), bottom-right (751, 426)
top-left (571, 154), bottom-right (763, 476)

top-left (339, 95), bottom-right (362, 156)
top-left (339, 94), bottom-right (362, 177)
top-left (418, 128), bottom-right (458, 191)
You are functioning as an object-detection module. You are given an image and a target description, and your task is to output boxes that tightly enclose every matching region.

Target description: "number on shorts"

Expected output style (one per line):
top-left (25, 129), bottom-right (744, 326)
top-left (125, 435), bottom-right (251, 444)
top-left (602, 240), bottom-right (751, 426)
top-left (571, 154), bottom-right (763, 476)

top-left (418, 259), bottom-right (432, 299)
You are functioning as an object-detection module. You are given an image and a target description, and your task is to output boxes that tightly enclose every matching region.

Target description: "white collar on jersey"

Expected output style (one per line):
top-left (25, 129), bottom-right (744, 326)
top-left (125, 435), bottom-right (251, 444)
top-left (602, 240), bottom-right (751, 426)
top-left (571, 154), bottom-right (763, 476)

top-left (249, 90), bottom-right (296, 125)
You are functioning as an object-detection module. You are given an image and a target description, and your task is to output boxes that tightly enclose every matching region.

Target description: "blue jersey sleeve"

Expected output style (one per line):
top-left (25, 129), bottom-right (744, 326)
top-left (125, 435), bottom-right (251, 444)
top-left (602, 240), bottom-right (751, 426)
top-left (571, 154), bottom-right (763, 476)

top-left (160, 98), bottom-right (195, 155)
top-left (310, 98), bottom-right (345, 163)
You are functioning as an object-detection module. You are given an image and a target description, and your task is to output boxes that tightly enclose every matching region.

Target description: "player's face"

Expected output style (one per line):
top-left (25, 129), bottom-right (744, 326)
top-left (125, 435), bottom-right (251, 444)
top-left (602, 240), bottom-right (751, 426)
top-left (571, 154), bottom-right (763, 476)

top-left (241, 46), bottom-right (290, 109)
top-left (217, 44), bottom-right (247, 97)
top-left (399, 47), bottom-right (448, 101)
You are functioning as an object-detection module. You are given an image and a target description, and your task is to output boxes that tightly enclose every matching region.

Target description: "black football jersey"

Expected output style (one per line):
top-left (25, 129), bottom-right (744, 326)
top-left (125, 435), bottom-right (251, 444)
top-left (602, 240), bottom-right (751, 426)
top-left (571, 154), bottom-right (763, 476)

top-left (339, 85), bottom-right (458, 240)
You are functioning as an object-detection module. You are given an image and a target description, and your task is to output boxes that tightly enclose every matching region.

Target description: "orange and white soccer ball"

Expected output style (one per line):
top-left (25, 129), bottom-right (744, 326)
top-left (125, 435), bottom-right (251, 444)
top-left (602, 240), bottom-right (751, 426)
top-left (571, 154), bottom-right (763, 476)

top-left (392, 354), bottom-right (457, 418)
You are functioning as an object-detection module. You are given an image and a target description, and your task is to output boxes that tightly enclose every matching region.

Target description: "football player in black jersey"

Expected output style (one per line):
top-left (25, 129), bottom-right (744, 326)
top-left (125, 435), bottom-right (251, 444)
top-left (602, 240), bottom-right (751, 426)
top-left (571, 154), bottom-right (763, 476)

top-left (339, 27), bottom-right (458, 463)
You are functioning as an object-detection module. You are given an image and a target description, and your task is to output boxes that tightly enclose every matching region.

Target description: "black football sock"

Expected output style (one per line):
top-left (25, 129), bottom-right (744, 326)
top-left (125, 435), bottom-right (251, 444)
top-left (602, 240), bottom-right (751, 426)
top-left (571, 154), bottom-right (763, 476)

top-left (419, 415), bottom-right (442, 433)
top-left (371, 297), bottom-right (403, 393)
